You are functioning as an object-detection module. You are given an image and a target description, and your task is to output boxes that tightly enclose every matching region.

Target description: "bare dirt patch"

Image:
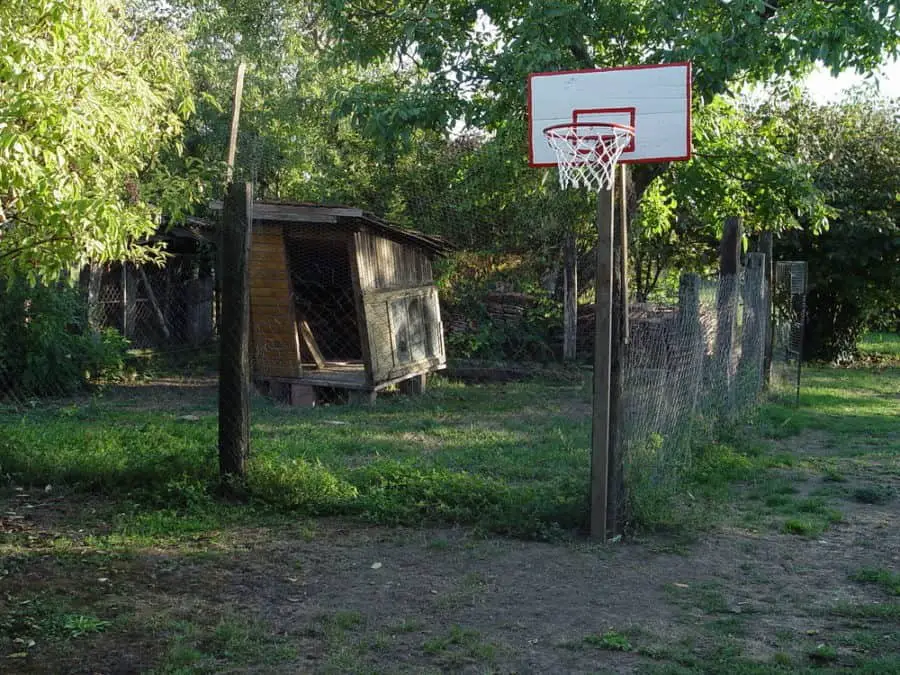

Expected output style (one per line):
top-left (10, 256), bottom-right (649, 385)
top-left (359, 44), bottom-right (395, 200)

top-left (2, 482), bottom-right (899, 674)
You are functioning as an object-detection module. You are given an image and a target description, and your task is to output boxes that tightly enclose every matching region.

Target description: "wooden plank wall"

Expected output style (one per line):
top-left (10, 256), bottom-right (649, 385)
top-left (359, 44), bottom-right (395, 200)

top-left (355, 229), bottom-right (433, 291)
top-left (248, 225), bottom-right (302, 378)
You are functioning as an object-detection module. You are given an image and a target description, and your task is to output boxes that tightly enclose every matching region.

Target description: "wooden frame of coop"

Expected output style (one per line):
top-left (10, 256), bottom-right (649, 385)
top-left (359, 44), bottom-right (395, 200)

top-left (227, 202), bottom-right (450, 405)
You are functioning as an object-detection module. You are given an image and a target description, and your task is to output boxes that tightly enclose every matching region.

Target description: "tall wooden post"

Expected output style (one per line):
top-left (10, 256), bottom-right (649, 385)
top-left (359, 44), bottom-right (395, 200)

top-left (218, 182), bottom-right (253, 478)
top-left (216, 61), bottom-right (247, 339)
top-left (563, 230), bottom-right (578, 361)
top-left (591, 188), bottom-right (615, 541)
top-left (759, 232), bottom-right (774, 387)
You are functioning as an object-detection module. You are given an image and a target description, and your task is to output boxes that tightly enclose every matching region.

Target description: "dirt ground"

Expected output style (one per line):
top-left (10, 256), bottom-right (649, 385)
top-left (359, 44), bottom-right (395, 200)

top-left (2, 472), bottom-right (898, 674)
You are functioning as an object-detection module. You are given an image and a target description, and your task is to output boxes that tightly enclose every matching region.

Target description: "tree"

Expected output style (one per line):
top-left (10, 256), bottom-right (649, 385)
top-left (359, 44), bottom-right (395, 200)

top-left (775, 93), bottom-right (900, 361)
top-left (320, 0), bottom-right (899, 134)
top-left (630, 93), bottom-right (833, 300)
top-left (0, 0), bottom-right (199, 281)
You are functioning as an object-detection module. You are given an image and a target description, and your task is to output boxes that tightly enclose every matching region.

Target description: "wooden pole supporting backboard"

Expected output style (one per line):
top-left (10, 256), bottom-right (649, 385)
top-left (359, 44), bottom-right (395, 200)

top-left (563, 230), bottom-right (578, 361)
top-left (606, 167), bottom-right (628, 536)
top-left (591, 187), bottom-right (615, 541)
top-left (218, 182), bottom-right (253, 478)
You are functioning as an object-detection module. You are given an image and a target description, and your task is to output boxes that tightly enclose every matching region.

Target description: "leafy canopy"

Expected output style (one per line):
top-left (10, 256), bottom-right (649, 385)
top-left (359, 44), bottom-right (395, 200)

top-left (775, 93), bottom-right (900, 360)
top-left (0, 0), bottom-right (199, 281)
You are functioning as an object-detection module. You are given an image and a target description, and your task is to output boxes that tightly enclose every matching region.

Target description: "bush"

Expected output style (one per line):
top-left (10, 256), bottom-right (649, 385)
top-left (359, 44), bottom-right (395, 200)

top-left (0, 277), bottom-right (128, 396)
top-left (437, 253), bottom-right (563, 362)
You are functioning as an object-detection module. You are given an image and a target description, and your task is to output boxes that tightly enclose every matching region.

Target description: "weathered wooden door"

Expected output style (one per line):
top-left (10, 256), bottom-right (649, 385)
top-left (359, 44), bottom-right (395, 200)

top-left (360, 286), bottom-right (446, 385)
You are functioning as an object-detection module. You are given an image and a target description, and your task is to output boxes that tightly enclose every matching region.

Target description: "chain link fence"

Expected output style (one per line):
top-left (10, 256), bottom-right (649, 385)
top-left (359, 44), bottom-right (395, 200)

top-left (770, 261), bottom-right (808, 404)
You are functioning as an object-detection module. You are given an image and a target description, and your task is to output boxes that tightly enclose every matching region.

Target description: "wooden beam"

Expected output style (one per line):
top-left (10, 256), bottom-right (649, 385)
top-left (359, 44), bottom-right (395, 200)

top-left (208, 201), bottom-right (357, 222)
top-left (299, 319), bottom-right (326, 369)
top-left (138, 267), bottom-right (171, 340)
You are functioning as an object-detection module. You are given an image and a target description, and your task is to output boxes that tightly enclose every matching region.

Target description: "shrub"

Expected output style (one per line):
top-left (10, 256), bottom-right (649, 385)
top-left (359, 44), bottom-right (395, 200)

top-left (0, 277), bottom-right (128, 396)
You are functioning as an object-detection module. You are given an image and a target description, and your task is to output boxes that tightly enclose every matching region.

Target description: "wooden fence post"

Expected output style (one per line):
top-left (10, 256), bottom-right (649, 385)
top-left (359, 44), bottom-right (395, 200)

top-left (218, 182), bottom-right (253, 479)
top-left (758, 232), bottom-right (774, 387)
top-left (715, 217), bottom-right (742, 416)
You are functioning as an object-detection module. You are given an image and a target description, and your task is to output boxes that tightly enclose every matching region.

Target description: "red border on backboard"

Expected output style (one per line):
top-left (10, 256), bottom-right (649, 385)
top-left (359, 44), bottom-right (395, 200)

top-left (572, 108), bottom-right (637, 153)
top-left (527, 61), bottom-right (692, 168)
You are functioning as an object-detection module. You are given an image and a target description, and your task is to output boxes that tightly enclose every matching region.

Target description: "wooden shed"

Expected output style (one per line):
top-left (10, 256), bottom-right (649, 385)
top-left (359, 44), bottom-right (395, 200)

top-left (240, 202), bottom-right (450, 404)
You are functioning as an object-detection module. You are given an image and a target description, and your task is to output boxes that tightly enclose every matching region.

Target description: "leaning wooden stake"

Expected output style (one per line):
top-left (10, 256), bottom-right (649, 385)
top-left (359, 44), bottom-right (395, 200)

top-left (218, 182), bottom-right (253, 479)
top-left (591, 188), bottom-right (615, 541)
top-left (225, 61), bottom-right (246, 184)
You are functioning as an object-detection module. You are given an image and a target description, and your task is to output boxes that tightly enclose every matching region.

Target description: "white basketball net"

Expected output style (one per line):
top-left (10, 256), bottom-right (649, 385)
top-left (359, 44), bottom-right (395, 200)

top-left (543, 123), bottom-right (635, 192)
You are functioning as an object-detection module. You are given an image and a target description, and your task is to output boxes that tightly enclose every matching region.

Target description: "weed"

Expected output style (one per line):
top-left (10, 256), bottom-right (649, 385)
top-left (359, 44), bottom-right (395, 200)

top-left (831, 602), bottom-right (900, 620)
top-left (772, 652), bottom-right (792, 666)
top-left (422, 625), bottom-right (496, 663)
top-left (822, 468), bottom-right (847, 482)
top-left (331, 611), bottom-right (365, 631)
top-left (853, 485), bottom-right (895, 505)
top-left (851, 569), bottom-right (900, 596)
top-left (665, 581), bottom-right (729, 614)
top-left (62, 614), bottom-right (110, 638)
top-left (389, 618), bottom-right (422, 634)
top-left (807, 644), bottom-right (838, 664)
top-left (782, 518), bottom-right (822, 536)
top-left (583, 630), bottom-right (632, 651)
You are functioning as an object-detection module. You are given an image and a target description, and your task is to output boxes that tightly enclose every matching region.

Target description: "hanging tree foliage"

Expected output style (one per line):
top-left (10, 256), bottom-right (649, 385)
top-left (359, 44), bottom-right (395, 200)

top-left (0, 0), bottom-right (199, 281)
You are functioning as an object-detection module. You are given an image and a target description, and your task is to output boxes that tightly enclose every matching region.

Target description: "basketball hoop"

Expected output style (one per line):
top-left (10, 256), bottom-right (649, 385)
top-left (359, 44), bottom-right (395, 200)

top-left (542, 122), bottom-right (635, 192)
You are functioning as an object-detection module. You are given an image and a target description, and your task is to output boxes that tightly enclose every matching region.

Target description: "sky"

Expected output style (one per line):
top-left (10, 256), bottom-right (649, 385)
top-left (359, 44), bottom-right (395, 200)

top-left (803, 58), bottom-right (900, 103)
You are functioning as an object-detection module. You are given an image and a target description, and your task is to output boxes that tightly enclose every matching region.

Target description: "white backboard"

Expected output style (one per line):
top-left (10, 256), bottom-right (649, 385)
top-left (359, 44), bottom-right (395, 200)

top-left (528, 62), bottom-right (692, 166)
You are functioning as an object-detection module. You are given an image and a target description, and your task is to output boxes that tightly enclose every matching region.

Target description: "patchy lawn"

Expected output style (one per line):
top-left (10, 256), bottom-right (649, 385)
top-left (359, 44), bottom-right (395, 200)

top-left (0, 349), bottom-right (898, 673)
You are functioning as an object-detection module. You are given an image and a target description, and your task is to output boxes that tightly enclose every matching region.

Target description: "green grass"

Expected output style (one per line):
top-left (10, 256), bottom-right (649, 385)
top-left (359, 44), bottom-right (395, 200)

top-left (858, 331), bottom-right (900, 362)
top-left (421, 625), bottom-right (497, 665)
top-left (1, 349), bottom-right (896, 542)
top-left (758, 365), bottom-right (900, 444)
top-left (0, 377), bottom-right (592, 539)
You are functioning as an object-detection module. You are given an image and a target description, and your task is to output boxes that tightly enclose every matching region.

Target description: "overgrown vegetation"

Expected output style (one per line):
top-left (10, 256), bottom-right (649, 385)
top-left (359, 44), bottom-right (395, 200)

top-left (0, 279), bottom-right (129, 396)
top-left (3, 336), bottom-right (896, 539)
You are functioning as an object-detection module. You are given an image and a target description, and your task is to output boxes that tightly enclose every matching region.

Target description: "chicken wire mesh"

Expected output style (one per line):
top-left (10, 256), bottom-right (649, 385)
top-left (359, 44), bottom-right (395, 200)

top-left (770, 260), bottom-right (808, 404)
top-left (616, 260), bottom-right (770, 518)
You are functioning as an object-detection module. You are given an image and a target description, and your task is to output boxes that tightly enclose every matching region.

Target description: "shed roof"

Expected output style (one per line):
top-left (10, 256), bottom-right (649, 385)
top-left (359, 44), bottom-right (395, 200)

top-left (208, 200), bottom-right (452, 256)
